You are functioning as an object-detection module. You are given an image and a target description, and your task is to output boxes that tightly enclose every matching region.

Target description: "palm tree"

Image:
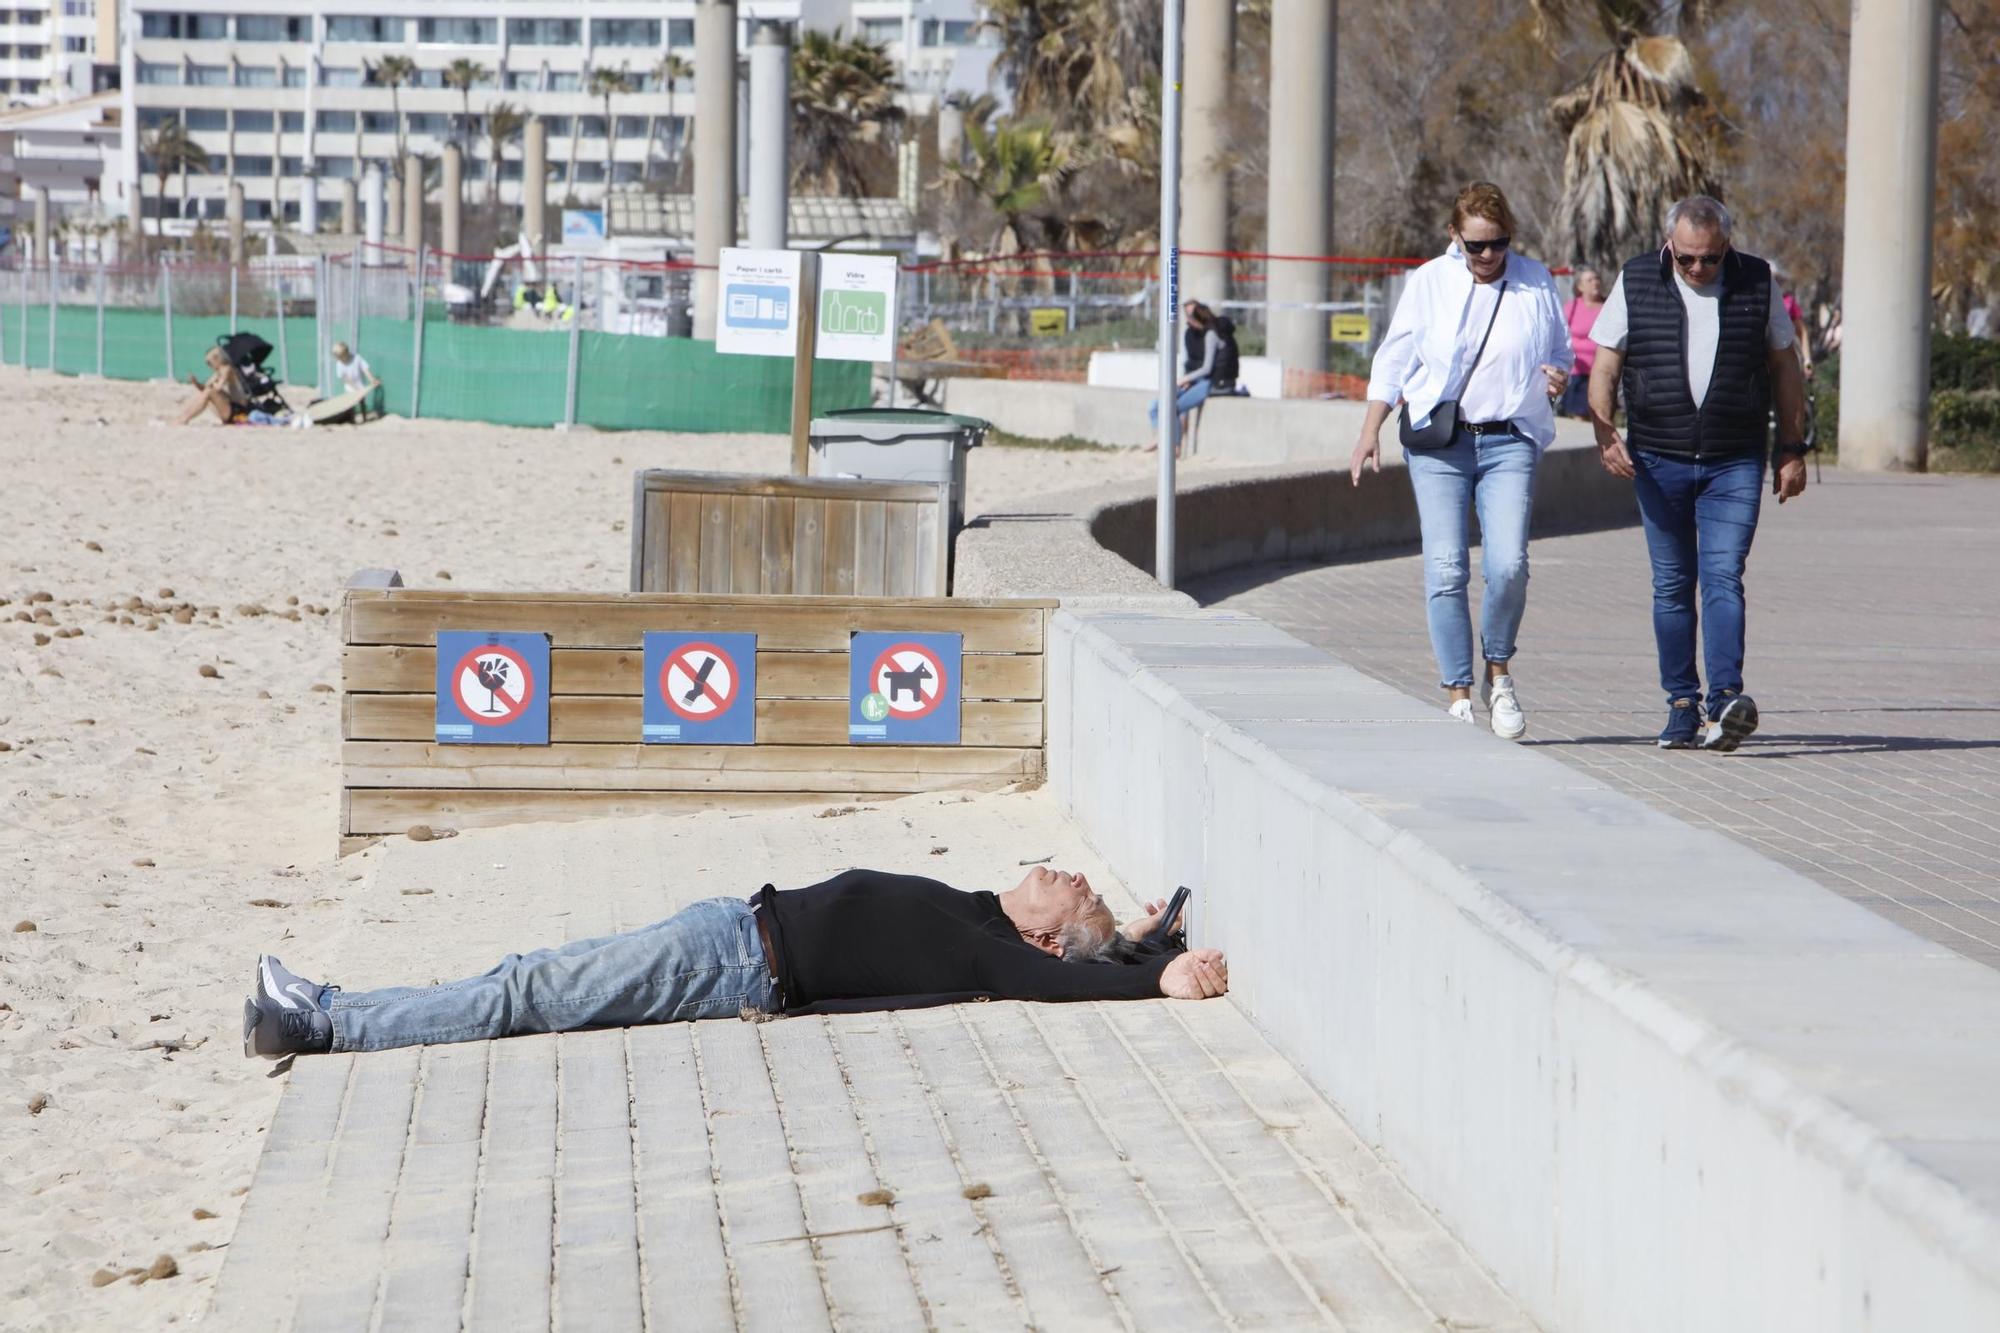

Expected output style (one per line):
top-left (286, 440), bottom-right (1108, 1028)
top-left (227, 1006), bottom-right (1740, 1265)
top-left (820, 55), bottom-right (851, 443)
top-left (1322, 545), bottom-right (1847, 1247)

top-left (141, 118), bottom-right (211, 243)
top-left (483, 101), bottom-right (526, 209)
top-left (1532, 0), bottom-right (1726, 272)
top-left (939, 116), bottom-right (1074, 255)
top-left (649, 53), bottom-right (693, 187)
top-left (366, 54), bottom-right (418, 166)
top-left (789, 30), bottom-right (905, 197)
top-left (585, 65), bottom-right (636, 194)
top-left (443, 58), bottom-right (489, 152)
top-left (979, 0), bottom-right (1159, 133)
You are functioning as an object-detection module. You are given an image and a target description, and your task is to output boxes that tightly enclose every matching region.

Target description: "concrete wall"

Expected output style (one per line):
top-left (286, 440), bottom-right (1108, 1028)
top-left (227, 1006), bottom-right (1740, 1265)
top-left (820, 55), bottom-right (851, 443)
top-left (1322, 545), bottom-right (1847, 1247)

top-left (1048, 607), bottom-right (2000, 1332)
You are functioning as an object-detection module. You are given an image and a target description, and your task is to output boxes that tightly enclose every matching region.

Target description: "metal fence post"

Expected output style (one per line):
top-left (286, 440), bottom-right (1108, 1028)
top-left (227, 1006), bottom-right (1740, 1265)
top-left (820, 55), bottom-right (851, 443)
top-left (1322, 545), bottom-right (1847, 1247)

top-left (985, 271), bottom-right (998, 334)
top-left (161, 260), bottom-right (174, 380)
top-left (349, 248), bottom-right (361, 356)
top-left (1066, 270), bottom-right (1079, 331)
top-left (95, 259), bottom-right (105, 377)
top-left (229, 264), bottom-right (239, 332)
top-left (563, 254), bottom-right (583, 428)
top-left (0, 267), bottom-right (8, 365)
top-left (18, 262), bottom-right (29, 369)
top-left (409, 247), bottom-right (427, 419)
top-left (275, 268), bottom-right (289, 385)
top-left (48, 252), bottom-right (59, 371)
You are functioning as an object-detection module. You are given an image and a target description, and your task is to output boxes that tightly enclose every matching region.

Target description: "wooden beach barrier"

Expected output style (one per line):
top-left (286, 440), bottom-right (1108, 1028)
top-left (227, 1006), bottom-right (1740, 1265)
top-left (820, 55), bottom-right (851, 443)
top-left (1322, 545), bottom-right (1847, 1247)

top-left (339, 578), bottom-right (1053, 853)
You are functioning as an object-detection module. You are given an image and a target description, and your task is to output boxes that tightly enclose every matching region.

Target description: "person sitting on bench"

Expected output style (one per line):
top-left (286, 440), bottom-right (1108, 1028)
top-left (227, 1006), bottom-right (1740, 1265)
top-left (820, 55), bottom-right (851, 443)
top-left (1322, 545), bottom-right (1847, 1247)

top-left (243, 865), bottom-right (1227, 1058)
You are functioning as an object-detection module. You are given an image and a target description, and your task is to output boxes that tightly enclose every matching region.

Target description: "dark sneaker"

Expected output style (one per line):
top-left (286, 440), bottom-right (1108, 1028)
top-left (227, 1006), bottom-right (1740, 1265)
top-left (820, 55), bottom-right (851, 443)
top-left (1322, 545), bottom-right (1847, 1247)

top-left (1658, 697), bottom-right (1702, 748)
top-left (243, 955), bottom-right (333, 1058)
top-left (1702, 692), bottom-right (1760, 753)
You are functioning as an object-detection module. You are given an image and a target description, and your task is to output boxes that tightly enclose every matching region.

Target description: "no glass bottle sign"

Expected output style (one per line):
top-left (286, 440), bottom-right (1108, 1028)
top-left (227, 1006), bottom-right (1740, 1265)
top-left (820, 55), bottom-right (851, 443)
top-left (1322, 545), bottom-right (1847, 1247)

top-left (435, 631), bottom-right (551, 745)
top-left (642, 632), bottom-right (757, 744)
top-left (849, 630), bottom-right (961, 745)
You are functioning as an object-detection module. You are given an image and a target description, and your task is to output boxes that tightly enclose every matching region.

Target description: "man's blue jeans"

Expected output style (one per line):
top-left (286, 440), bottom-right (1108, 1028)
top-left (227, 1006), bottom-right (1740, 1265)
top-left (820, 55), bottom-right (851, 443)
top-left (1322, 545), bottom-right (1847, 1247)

top-left (328, 897), bottom-right (778, 1052)
top-left (1630, 449), bottom-right (1764, 706)
top-left (1405, 427), bottom-right (1539, 689)
top-left (1148, 376), bottom-right (1213, 427)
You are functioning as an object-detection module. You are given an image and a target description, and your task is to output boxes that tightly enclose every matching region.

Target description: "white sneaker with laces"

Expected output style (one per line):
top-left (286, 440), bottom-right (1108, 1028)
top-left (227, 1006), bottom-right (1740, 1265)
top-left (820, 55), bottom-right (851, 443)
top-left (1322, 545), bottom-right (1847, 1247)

top-left (1447, 698), bottom-right (1476, 724)
top-left (1484, 674), bottom-right (1527, 740)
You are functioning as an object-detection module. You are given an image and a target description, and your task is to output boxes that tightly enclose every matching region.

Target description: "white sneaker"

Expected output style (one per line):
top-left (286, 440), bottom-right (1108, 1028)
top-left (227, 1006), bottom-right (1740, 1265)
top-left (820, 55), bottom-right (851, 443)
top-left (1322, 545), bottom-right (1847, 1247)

top-left (1447, 698), bottom-right (1476, 724)
top-left (1484, 675), bottom-right (1527, 740)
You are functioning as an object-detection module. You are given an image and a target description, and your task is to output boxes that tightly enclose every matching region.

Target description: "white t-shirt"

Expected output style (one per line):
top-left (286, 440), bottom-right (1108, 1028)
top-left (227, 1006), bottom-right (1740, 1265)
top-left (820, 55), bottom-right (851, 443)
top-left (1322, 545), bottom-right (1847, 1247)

top-left (335, 354), bottom-right (374, 393)
top-left (1590, 266), bottom-right (1793, 407)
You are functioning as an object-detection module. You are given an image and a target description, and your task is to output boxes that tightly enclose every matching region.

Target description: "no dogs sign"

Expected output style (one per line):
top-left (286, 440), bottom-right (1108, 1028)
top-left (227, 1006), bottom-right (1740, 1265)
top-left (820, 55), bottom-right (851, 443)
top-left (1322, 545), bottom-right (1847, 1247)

top-left (643, 632), bottom-right (757, 744)
top-left (849, 631), bottom-right (961, 745)
top-left (434, 631), bottom-right (551, 745)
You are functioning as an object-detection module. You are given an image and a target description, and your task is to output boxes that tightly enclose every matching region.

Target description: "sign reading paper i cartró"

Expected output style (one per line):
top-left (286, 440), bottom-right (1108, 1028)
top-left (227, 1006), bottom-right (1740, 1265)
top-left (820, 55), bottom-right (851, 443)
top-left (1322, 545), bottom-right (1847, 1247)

top-left (815, 253), bottom-right (899, 363)
top-left (716, 247), bottom-right (803, 355)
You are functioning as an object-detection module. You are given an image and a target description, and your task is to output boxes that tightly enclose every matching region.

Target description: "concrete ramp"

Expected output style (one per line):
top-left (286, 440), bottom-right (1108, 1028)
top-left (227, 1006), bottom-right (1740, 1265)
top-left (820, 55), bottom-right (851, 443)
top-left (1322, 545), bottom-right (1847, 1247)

top-left (210, 795), bottom-right (1533, 1331)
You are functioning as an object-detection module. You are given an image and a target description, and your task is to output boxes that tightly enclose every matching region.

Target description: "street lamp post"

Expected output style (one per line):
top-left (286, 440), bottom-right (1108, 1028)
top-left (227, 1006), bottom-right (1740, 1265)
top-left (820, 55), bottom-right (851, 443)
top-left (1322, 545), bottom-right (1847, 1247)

top-left (1155, 0), bottom-right (1184, 588)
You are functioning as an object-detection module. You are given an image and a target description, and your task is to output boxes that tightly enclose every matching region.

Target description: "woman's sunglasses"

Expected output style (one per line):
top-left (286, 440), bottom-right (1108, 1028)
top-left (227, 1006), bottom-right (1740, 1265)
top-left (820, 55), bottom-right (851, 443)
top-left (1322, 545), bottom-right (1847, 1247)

top-left (1461, 237), bottom-right (1511, 256)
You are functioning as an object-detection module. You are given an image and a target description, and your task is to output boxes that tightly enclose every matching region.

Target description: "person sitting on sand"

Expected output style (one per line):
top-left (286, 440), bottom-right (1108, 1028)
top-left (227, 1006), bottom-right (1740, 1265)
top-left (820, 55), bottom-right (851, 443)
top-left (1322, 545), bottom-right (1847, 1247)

top-left (330, 341), bottom-right (382, 418)
top-left (243, 866), bottom-right (1226, 1058)
top-left (176, 347), bottom-right (251, 426)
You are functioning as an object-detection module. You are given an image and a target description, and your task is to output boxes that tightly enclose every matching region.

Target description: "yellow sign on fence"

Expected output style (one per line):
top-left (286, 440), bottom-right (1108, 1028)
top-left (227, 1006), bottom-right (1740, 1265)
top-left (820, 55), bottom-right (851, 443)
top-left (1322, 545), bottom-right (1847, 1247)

top-left (1029, 308), bottom-right (1070, 337)
top-left (1329, 313), bottom-right (1372, 344)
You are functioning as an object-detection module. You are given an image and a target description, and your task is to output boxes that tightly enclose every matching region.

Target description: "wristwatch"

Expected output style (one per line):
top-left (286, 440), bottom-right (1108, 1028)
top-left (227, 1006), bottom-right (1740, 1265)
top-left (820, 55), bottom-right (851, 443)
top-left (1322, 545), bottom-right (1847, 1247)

top-left (1775, 441), bottom-right (1813, 458)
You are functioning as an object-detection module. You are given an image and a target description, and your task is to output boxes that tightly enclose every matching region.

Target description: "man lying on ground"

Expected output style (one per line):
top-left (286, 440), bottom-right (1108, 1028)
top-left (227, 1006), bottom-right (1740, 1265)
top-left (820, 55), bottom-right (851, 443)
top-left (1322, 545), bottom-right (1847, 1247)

top-left (243, 865), bottom-right (1227, 1058)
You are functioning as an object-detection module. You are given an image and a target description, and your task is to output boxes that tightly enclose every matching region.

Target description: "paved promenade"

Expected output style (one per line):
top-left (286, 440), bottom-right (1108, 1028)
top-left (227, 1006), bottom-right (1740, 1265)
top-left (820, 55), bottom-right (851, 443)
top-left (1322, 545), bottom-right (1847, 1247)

top-left (211, 795), bottom-right (1530, 1331)
top-left (1196, 471), bottom-right (2000, 968)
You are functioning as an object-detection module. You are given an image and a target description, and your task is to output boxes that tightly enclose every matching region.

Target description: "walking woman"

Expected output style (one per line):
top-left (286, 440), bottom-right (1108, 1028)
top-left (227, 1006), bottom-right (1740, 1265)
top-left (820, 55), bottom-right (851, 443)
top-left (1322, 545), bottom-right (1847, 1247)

top-left (1562, 266), bottom-right (1606, 417)
top-left (1350, 182), bottom-right (1572, 739)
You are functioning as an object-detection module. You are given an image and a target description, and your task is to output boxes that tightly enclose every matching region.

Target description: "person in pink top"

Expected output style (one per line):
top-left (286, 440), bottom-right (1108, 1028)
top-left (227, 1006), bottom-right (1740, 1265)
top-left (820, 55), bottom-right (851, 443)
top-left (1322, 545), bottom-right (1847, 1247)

top-left (1560, 266), bottom-right (1606, 417)
top-left (1780, 289), bottom-right (1814, 379)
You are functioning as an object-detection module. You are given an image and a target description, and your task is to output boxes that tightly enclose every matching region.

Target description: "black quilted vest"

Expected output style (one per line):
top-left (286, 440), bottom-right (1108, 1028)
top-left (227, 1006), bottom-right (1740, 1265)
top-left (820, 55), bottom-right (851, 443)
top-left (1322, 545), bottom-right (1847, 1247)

top-left (1182, 319), bottom-right (1241, 392)
top-left (1618, 247), bottom-right (1773, 457)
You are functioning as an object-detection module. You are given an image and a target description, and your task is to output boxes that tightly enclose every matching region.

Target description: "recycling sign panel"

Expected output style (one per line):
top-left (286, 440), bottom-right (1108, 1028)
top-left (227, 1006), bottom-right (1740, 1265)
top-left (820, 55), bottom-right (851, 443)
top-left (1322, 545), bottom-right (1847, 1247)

top-left (435, 631), bottom-right (551, 745)
top-left (816, 253), bottom-right (899, 364)
top-left (716, 247), bottom-right (802, 355)
top-left (643, 632), bottom-right (757, 745)
top-left (849, 631), bottom-right (961, 745)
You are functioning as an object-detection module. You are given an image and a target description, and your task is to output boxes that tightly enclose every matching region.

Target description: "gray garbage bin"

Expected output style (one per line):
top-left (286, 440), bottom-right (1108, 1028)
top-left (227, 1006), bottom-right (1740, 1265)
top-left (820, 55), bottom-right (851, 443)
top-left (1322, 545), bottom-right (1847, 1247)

top-left (807, 408), bottom-right (988, 534)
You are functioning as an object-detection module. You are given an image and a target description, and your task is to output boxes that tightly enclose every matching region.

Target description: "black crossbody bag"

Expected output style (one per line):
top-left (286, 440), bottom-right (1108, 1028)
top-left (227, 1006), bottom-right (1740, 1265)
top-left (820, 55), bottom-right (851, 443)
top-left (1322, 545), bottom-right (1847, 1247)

top-left (1399, 279), bottom-right (1508, 450)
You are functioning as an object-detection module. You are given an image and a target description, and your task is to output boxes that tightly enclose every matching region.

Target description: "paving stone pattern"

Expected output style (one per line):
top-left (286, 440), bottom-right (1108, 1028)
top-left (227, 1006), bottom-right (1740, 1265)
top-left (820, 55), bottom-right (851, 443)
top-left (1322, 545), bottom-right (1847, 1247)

top-left (211, 798), bottom-right (1531, 1331)
top-left (1196, 471), bottom-right (2000, 969)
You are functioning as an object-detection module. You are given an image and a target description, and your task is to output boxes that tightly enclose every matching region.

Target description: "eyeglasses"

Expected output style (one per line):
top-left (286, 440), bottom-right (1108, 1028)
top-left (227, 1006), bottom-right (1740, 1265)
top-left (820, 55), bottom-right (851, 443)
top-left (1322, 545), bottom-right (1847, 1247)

top-left (1461, 237), bottom-right (1511, 257)
top-left (1674, 251), bottom-right (1724, 270)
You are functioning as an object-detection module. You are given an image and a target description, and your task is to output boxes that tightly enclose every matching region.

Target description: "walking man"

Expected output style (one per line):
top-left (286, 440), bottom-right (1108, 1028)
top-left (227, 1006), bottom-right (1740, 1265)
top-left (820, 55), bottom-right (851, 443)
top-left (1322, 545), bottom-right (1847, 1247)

top-left (1587, 196), bottom-right (1810, 750)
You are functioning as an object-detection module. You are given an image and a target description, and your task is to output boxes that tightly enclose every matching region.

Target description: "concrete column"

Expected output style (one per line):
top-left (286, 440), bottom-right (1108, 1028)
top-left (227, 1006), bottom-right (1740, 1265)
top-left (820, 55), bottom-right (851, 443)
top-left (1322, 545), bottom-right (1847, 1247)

top-left (386, 166), bottom-right (402, 241)
top-left (523, 116), bottom-right (548, 259)
top-left (1264, 2), bottom-right (1337, 375)
top-left (937, 101), bottom-right (964, 170)
top-left (31, 186), bottom-right (49, 266)
top-left (340, 179), bottom-right (358, 236)
top-left (1838, 0), bottom-right (1942, 472)
top-left (735, 54), bottom-right (751, 199)
top-left (402, 152), bottom-right (424, 267)
top-left (226, 180), bottom-right (246, 266)
top-left (301, 178), bottom-right (321, 236)
top-left (440, 143), bottom-right (463, 257)
top-left (692, 0), bottom-right (739, 337)
top-left (747, 19), bottom-right (789, 250)
top-left (1180, 1), bottom-right (1234, 310)
top-left (363, 166), bottom-right (384, 248)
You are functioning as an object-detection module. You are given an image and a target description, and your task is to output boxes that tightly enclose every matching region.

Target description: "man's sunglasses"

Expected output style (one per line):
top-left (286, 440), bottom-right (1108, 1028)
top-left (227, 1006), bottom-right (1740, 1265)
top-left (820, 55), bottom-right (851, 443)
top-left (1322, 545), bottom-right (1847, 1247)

top-left (1461, 237), bottom-right (1511, 256)
top-left (1673, 251), bottom-right (1725, 270)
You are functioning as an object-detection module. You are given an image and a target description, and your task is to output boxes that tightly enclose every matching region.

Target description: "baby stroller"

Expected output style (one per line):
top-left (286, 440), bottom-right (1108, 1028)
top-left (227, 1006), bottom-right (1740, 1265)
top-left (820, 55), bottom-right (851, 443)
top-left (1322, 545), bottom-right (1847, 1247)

top-left (215, 332), bottom-right (291, 419)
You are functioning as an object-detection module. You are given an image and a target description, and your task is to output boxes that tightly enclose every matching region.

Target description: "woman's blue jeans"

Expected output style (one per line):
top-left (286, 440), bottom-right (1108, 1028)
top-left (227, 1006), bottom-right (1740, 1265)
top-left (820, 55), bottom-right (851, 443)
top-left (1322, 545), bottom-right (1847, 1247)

top-left (1404, 428), bottom-right (1539, 689)
top-left (1630, 449), bottom-right (1764, 706)
top-left (1148, 377), bottom-right (1213, 426)
top-left (328, 897), bottom-right (778, 1052)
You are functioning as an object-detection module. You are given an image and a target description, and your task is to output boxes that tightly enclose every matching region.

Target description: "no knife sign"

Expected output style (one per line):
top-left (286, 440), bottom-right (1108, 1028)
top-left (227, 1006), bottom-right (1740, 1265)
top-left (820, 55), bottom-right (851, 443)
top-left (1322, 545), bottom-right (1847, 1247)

top-left (849, 631), bottom-right (962, 745)
top-left (643, 632), bottom-right (757, 744)
top-left (434, 631), bottom-right (551, 745)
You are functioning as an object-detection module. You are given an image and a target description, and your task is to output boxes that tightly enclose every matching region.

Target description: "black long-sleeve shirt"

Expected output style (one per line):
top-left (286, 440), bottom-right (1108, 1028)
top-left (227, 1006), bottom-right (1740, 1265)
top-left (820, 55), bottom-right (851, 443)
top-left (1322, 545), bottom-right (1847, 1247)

top-left (751, 869), bottom-right (1175, 1014)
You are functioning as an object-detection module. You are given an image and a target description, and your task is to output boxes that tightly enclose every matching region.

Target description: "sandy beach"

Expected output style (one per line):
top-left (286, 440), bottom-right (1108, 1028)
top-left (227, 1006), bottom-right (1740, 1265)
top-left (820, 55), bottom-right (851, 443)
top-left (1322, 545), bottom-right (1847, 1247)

top-left (0, 364), bottom-right (1203, 1329)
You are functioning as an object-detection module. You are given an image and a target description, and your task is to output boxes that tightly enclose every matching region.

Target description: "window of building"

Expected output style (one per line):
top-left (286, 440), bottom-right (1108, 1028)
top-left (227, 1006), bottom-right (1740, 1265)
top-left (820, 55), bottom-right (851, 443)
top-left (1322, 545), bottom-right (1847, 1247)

top-left (281, 110), bottom-right (305, 132)
top-left (857, 18), bottom-right (901, 45)
top-left (412, 68), bottom-right (444, 88)
top-left (546, 72), bottom-right (578, 93)
top-left (541, 115), bottom-right (570, 136)
top-left (406, 112), bottom-right (449, 135)
top-left (236, 14), bottom-right (308, 42)
top-left (63, 35), bottom-right (87, 52)
top-left (574, 161), bottom-right (604, 183)
top-left (416, 17), bottom-right (494, 45)
top-left (317, 109), bottom-right (356, 132)
top-left (506, 17), bottom-right (578, 47)
top-left (187, 63), bottom-right (228, 86)
top-left (504, 70), bottom-right (539, 91)
top-left (319, 157), bottom-right (354, 178)
top-left (578, 115), bottom-right (606, 139)
top-left (589, 18), bottom-right (658, 47)
top-left (361, 111), bottom-right (395, 132)
top-left (920, 19), bottom-right (978, 46)
top-left (140, 13), bottom-right (228, 40)
top-left (235, 155), bottom-right (273, 177)
top-left (611, 160), bottom-right (642, 184)
top-left (324, 16), bottom-right (400, 43)
top-left (615, 115), bottom-right (647, 138)
top-left (282, 65), bottom-right (306, 87)
top-left (235, 65), bottom-right (276, 87)
top-left (498, 159), bottom-right (522, 181)
top-left (61, 1), bottom-right (92, 17)
top-left (137, 106), bottom-right (178, 128)
top-left (280, 156), bottom-right (303, 175)
top-left (185, 106), bottom-right (226, 130)
top-left (320, 67), bottom-right (361, 87)
top-left (667, 18), bottom-right (692, 47)
top-left (14, 44), bottom-right (43, 61)
top-left (234, 110), bottom-right (273, 131)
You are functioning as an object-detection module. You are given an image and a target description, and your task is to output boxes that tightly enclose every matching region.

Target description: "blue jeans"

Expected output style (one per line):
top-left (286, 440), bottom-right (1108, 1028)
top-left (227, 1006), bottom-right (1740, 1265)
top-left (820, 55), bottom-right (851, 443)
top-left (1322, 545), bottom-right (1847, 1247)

top-left (1148, 376), bottom-right (1213, 426)
top-left (1405, 427), bottom-right (1539, 689)
top-left (1630, 450), bottom-right (1764, 707)
top-left (328, 897), bottom-right (778, 1052)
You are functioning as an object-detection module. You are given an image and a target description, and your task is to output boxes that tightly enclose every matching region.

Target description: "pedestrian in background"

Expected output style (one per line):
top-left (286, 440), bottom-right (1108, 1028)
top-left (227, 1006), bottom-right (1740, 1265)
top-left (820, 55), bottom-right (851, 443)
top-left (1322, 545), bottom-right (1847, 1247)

top-left (1587, 196), bottom-right (1810, 751)
top-left (1351, 181), bottom-right (1572, 739)
top-left (1562, 267), bottom-right (1607, 417)
top-left (1146, 299), bottom-right (1240, 455)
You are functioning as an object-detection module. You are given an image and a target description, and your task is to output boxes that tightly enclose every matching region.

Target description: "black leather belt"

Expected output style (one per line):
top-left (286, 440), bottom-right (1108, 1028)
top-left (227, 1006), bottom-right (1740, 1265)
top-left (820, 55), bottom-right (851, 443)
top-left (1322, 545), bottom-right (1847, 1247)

top-left (1461, 420), bottom-right (1515, 436)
